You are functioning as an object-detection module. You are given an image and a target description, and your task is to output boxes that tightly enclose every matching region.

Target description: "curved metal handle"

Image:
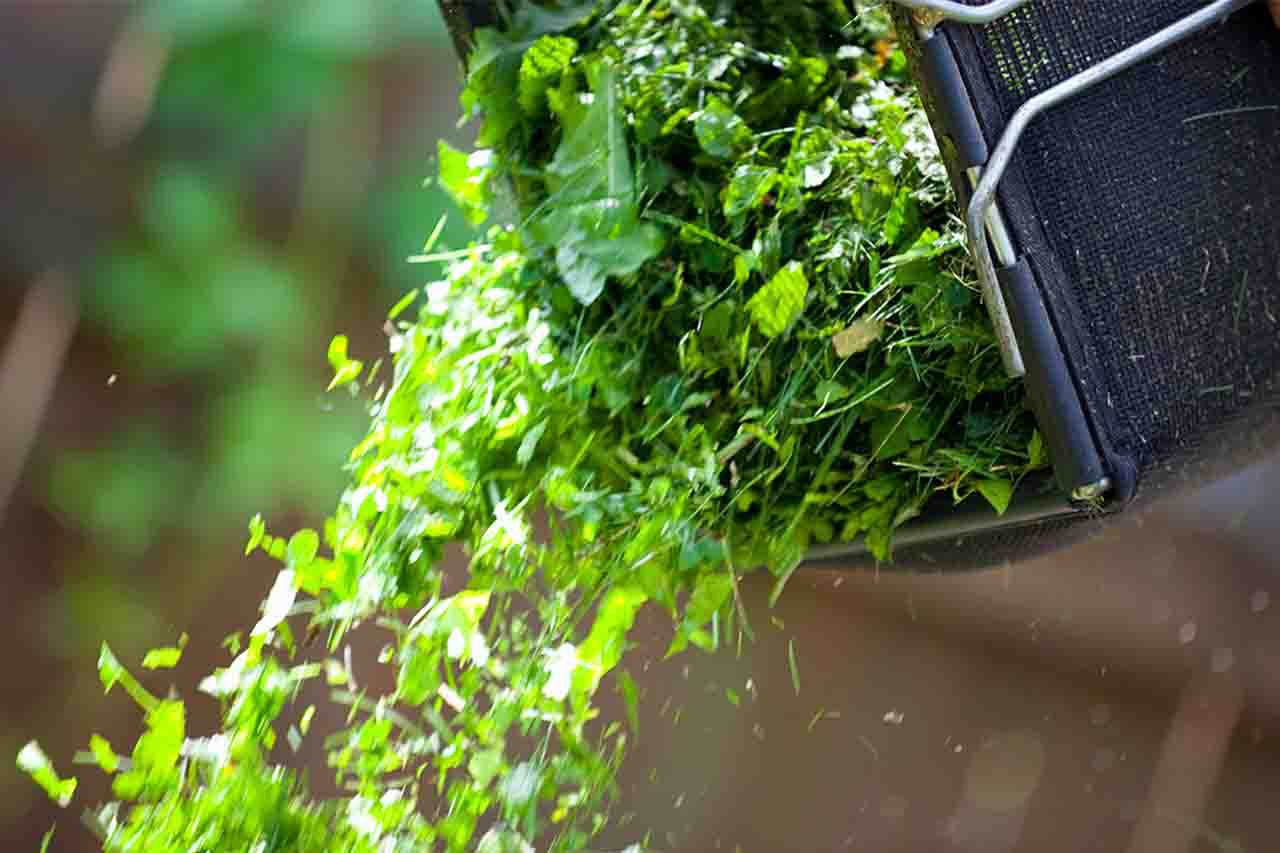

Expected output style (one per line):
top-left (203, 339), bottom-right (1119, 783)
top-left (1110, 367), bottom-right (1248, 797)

top-left (963, 0), bottom-right (1256, 366)
top-left (893, 0), bottom-right (1035, 28)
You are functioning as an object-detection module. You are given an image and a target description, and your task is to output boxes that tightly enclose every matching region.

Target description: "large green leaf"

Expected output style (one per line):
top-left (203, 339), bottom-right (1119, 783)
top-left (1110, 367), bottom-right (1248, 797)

top-left (694, 98), bottom-right (751, 159)
top-left (529, 64), bottom-right (664, 305)
top-left (570, 585), bottom-right (647, 708)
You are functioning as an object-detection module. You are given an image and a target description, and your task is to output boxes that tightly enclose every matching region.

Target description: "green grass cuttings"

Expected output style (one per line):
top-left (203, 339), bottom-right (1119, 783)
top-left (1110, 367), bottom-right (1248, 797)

top-left (20, 2), bottom-right (1046, 851)
top-left (447, 0), bottom-right (1045, 561)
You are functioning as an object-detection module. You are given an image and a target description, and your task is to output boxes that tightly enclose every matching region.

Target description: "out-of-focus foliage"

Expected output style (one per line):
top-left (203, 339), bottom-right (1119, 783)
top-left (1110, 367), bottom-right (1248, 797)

top-left (38, 0), bottom-right (474, 650)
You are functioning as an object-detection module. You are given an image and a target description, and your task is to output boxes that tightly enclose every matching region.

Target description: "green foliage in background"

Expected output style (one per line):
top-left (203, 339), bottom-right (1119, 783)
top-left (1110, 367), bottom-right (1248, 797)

top-left (23, 1), bottom-right (1047, 850)
top-left (39, 0), bottom-right (472, 651)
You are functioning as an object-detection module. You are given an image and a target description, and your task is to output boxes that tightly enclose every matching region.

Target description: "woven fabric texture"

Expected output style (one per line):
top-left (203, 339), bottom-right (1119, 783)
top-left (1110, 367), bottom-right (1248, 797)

top-left (855, 0), bottom-right (1280, 571)
top-left (949, 0), bottom-right (1280, 500)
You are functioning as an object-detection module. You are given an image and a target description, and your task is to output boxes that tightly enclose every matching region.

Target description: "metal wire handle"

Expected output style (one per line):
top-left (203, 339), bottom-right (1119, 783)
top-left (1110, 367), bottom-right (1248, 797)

top-left (893, 0), bottom-right (1035, 29)
top-left (961, 0), bottom-right (1255, 354)
top-left (896, 0), bottom-right (1256, 383)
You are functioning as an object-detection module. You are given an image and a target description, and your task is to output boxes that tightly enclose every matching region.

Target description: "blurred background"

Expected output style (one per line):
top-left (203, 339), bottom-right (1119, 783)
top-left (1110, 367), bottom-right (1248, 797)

top-left (2, 3), bottom-right (1278, 852)
top-left (0, 0), bottom-right (474, 846)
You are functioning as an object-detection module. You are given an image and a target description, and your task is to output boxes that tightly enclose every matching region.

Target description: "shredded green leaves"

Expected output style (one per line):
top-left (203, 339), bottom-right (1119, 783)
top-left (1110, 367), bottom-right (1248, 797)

top-left (20, 2), bottom-right (1048, 850)
top-left (17, 742), bottom-right (77, 808)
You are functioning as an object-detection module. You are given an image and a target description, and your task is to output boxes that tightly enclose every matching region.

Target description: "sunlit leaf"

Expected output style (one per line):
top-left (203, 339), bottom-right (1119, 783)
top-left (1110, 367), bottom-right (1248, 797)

top-left (437, 141), bottom-right (490, 227)
top-left (976, 478), bottom-right (1015, 515)
top-left (327, 335), bottom-right (365, 391)
top-left (17, 742), bottom-right (77, 807)
top-left (89, 735), bottom-right (120, 774)
top-left (747, 262), bottom-right (809, 338)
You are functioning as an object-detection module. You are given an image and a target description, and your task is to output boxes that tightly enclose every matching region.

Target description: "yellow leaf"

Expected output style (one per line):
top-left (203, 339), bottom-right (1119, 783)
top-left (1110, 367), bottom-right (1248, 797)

top-left (832, 319), bottom-right (884, 357)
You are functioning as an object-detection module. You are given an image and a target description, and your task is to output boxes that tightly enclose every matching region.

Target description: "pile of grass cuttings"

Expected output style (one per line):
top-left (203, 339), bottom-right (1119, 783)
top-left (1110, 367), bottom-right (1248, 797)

top-left (437, 0), bottom-right (1046, 570)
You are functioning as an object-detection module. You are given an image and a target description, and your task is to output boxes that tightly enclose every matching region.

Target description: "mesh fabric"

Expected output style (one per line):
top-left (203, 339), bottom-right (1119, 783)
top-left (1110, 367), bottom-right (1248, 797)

top-left (949, 0), bottom-right (1280, 498)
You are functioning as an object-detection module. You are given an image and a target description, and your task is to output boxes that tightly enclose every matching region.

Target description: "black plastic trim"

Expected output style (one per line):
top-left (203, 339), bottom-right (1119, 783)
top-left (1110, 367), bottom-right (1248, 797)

top-left (932, 17), bottom-right (1141, 506)
top-left (437, 0), bottom-right (499, 61)
top-left (917, 32), bottom-right (990, 169)
top-left (998, 259), bottom-right (1106, 494)
top-left (801, 472), bottom-right (1107, 567)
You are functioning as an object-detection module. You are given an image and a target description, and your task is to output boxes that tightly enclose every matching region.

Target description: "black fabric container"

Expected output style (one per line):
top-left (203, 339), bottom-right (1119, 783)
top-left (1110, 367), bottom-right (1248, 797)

top-left (886, 0), bottom-right (1280, 567)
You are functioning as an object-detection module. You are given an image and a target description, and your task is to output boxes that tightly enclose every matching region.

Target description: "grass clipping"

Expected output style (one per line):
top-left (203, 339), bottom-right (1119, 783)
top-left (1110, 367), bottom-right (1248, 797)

top-left (20, 3), bottom-right (1049, 852)
top-left (447, 0), bottom-right (1046, 567)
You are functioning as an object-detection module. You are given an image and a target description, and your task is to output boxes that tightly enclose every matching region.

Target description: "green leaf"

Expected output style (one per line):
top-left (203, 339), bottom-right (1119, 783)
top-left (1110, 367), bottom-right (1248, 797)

top-left (518, 35), bottom-right (577, 114)
top-left (287, 529), bottom-right (320, 566)
top-left (141, 646), bottom-right (183, 670)
top-left (468, 747), bottom-right (503, 788)
top-left (530, 64), bottom-right (664, 305)
top-left (387, 288), bottom-right (418, 320)
top-left (870, 410), bottom-right (914, 459)
top-left (464, 32), bottom-right (531, 145)
top-left (694, 98), bottom-right (751, 159)
top-left (724, 165), bottom-right (779, 218)
top-left (866, 524), bottom-right (895, 563)
top-left (411, 590), bottom-right (492, 643)
top-left (802, 151), bottom-right (835, 189)
top-left (887, 227), bottom-right (959, 265)
top-left (507, 0), bottom-right (595, 40)
top-left (517, 419), bottom-right (549, 467)
top-left (572, 585), bottom-right (647, 707)
top-left (98, 643), bottom-right (159, 712)
top-left (668, 572), bottom-right (733, 655)
top-left (463, 1), bottom-right (595, 146)
top-left (326, 334), bottom-right (365, 391)
top-left (882, 190), bottom-right (919, 249)
top-left (437, 140), bottom-right (490, 227)
top-left (89, 734), bottom-right (119, 774)
top-left (752, 53), bottom-right (829, 112)
top-left (114, 700), bottom-right (185, 799)
top-left (17, 742), bottom-right (77, 807)
top-left (746, 262), bottom-right (809, 338)
top-left (976, 478), bottom-right (1015, 515)
top-left (1027, 431), bottom-right (1048, 468)
top-left (542, 62), bottom-right (635, 212)
top-left (245, 512), bottom-right (266, 555)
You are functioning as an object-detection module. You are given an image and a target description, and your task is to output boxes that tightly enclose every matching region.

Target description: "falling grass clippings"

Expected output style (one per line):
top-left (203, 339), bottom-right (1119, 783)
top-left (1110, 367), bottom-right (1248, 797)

top-left (20, 3), bottom-right (1046, 850)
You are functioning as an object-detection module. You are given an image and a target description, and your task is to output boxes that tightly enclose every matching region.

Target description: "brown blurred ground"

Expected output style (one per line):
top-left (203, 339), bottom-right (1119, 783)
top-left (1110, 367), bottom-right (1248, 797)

top-left (3, 4), bottom-right (1280, 853)
top-left (597, 457), bottom-right (1280, 852)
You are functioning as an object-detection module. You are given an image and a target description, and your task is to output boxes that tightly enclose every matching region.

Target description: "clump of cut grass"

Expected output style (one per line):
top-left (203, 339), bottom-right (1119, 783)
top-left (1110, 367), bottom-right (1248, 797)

top-left (19, 3), bottom-right (1047, 851)
top-left (449, 0), bottom-right (1045, 566)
